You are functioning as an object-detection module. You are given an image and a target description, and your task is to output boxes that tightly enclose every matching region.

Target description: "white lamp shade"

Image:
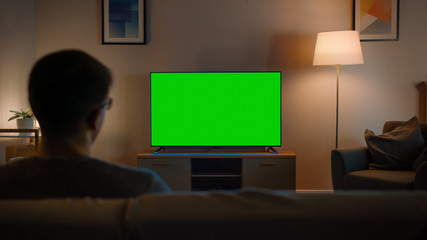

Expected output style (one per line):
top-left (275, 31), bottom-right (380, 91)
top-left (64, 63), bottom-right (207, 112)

top-left (313, 30), bottom-right (364, 66)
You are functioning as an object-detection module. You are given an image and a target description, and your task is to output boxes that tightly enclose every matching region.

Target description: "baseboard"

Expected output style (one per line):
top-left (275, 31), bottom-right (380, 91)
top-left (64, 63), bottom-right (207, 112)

top-left (296, 189), bottom-right (334, 193)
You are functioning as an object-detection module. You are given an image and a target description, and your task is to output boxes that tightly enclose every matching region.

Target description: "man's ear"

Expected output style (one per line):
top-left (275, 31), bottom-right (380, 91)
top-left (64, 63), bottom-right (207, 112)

top-left (87, 109), bottom-right (102, 131)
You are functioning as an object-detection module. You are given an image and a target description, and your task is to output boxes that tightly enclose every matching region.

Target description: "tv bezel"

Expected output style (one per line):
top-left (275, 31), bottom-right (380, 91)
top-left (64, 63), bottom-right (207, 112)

top-left (150, 71), bottom-right (282, 148)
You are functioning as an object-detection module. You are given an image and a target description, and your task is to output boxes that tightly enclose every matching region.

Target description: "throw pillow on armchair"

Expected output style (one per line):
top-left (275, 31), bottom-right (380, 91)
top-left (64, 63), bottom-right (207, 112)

top-left (364, 116), bottom-right (426, 170)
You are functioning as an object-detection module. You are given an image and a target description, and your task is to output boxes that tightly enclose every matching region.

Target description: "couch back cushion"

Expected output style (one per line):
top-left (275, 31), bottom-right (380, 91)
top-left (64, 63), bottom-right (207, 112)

top-left (0, 198), bottom-right (127, 239)
top-left (124, 191), bottom-right (427, 239)
top-left (1, 191), bottom-right (427, 239)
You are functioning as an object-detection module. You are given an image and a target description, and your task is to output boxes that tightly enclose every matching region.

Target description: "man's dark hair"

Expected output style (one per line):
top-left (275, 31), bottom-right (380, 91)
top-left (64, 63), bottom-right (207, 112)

top-left (28, 50), bottom-right (112, 136)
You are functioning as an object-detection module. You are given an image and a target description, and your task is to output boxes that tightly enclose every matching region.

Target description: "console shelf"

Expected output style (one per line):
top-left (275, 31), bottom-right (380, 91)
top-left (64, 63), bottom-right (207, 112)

top-left (137, 151), bottom-right (296, 191)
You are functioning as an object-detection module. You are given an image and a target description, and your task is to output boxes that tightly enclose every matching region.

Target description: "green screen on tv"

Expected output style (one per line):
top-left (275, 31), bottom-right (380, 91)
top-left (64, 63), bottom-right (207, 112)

top-left (150, 72), bottom-right (281, 147)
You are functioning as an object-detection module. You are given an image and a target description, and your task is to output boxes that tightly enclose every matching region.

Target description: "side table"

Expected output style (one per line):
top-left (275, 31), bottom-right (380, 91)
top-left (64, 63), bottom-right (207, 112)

top-left (0, 129), bottom-right (40, 149)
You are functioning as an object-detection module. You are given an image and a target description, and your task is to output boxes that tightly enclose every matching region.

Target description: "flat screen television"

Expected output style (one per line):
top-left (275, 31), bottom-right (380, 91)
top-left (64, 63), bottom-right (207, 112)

top-left (150, 72), bottom-right (281, 147)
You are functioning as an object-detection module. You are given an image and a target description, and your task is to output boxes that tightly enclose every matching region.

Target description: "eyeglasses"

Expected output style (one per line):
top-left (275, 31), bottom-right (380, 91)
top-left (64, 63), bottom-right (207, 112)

top-left (99, 97), bottom-right (113, 110)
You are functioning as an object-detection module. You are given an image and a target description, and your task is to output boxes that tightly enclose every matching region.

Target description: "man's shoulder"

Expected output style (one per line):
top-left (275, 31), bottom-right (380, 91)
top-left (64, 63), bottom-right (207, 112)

top-left (86, 157), bottom-right (160, 178)
top-left (0, 155), bottom-right (171, 197)
top-left (2, 155), bottom-right (156, 178)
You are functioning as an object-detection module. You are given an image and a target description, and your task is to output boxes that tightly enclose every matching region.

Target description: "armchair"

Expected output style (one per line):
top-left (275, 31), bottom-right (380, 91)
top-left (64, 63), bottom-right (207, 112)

top-left (331, 121), bottom-right (427, 190)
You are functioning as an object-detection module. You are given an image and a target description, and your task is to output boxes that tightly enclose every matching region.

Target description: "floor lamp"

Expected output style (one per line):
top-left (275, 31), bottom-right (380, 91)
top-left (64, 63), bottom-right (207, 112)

top-left (313, 30), bottom-right (364, 148)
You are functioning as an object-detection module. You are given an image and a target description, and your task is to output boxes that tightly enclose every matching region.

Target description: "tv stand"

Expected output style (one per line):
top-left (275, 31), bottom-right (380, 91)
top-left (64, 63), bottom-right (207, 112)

top-left (137, 151), bottom-right (296, 191)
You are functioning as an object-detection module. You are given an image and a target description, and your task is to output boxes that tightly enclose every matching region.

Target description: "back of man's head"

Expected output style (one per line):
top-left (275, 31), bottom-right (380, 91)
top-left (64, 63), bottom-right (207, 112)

top-left (28, 50), bottom-right (112, 137)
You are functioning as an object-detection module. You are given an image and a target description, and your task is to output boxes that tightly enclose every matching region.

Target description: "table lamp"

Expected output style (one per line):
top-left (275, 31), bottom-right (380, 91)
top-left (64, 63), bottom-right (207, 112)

top-left (313, 30), bottom-right (364, 148)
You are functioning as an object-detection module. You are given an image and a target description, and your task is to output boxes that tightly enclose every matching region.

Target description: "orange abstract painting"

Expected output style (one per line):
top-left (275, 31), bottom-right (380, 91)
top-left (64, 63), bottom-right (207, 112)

top-left (354, 0), bottom-right (399, 41)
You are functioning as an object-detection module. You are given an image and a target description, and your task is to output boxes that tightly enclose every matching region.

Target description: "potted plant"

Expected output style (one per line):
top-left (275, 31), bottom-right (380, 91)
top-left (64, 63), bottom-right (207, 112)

top-left (8, 109), bottom-right (34, 129)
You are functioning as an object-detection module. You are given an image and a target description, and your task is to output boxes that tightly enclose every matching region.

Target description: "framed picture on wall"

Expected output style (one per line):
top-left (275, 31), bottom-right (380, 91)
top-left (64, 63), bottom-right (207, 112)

top-left (102, 0), bottom-right (146, 44)
top-left (353, 0), bottom-right (399, 41)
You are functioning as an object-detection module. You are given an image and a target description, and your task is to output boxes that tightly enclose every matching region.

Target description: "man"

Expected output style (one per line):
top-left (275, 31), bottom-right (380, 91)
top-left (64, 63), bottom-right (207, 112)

top-left (0, 50), bottom-right (171, 198)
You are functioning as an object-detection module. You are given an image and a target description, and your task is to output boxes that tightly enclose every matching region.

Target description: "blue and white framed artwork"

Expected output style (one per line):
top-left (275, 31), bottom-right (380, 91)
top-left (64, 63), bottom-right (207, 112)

top-left (102, 0), bottom-right (146, 44)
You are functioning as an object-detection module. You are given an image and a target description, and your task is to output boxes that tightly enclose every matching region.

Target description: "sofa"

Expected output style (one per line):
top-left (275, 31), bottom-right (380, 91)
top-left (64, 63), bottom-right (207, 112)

top-left (332, 120), bottom-right (427, 190)
top-left (1, 189), bottom-right (427, 239)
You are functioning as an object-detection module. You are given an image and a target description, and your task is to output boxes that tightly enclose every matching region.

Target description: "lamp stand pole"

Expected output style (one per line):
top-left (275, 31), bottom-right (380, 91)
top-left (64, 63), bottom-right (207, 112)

top-left (335, 65), bottom-right (341, 149)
